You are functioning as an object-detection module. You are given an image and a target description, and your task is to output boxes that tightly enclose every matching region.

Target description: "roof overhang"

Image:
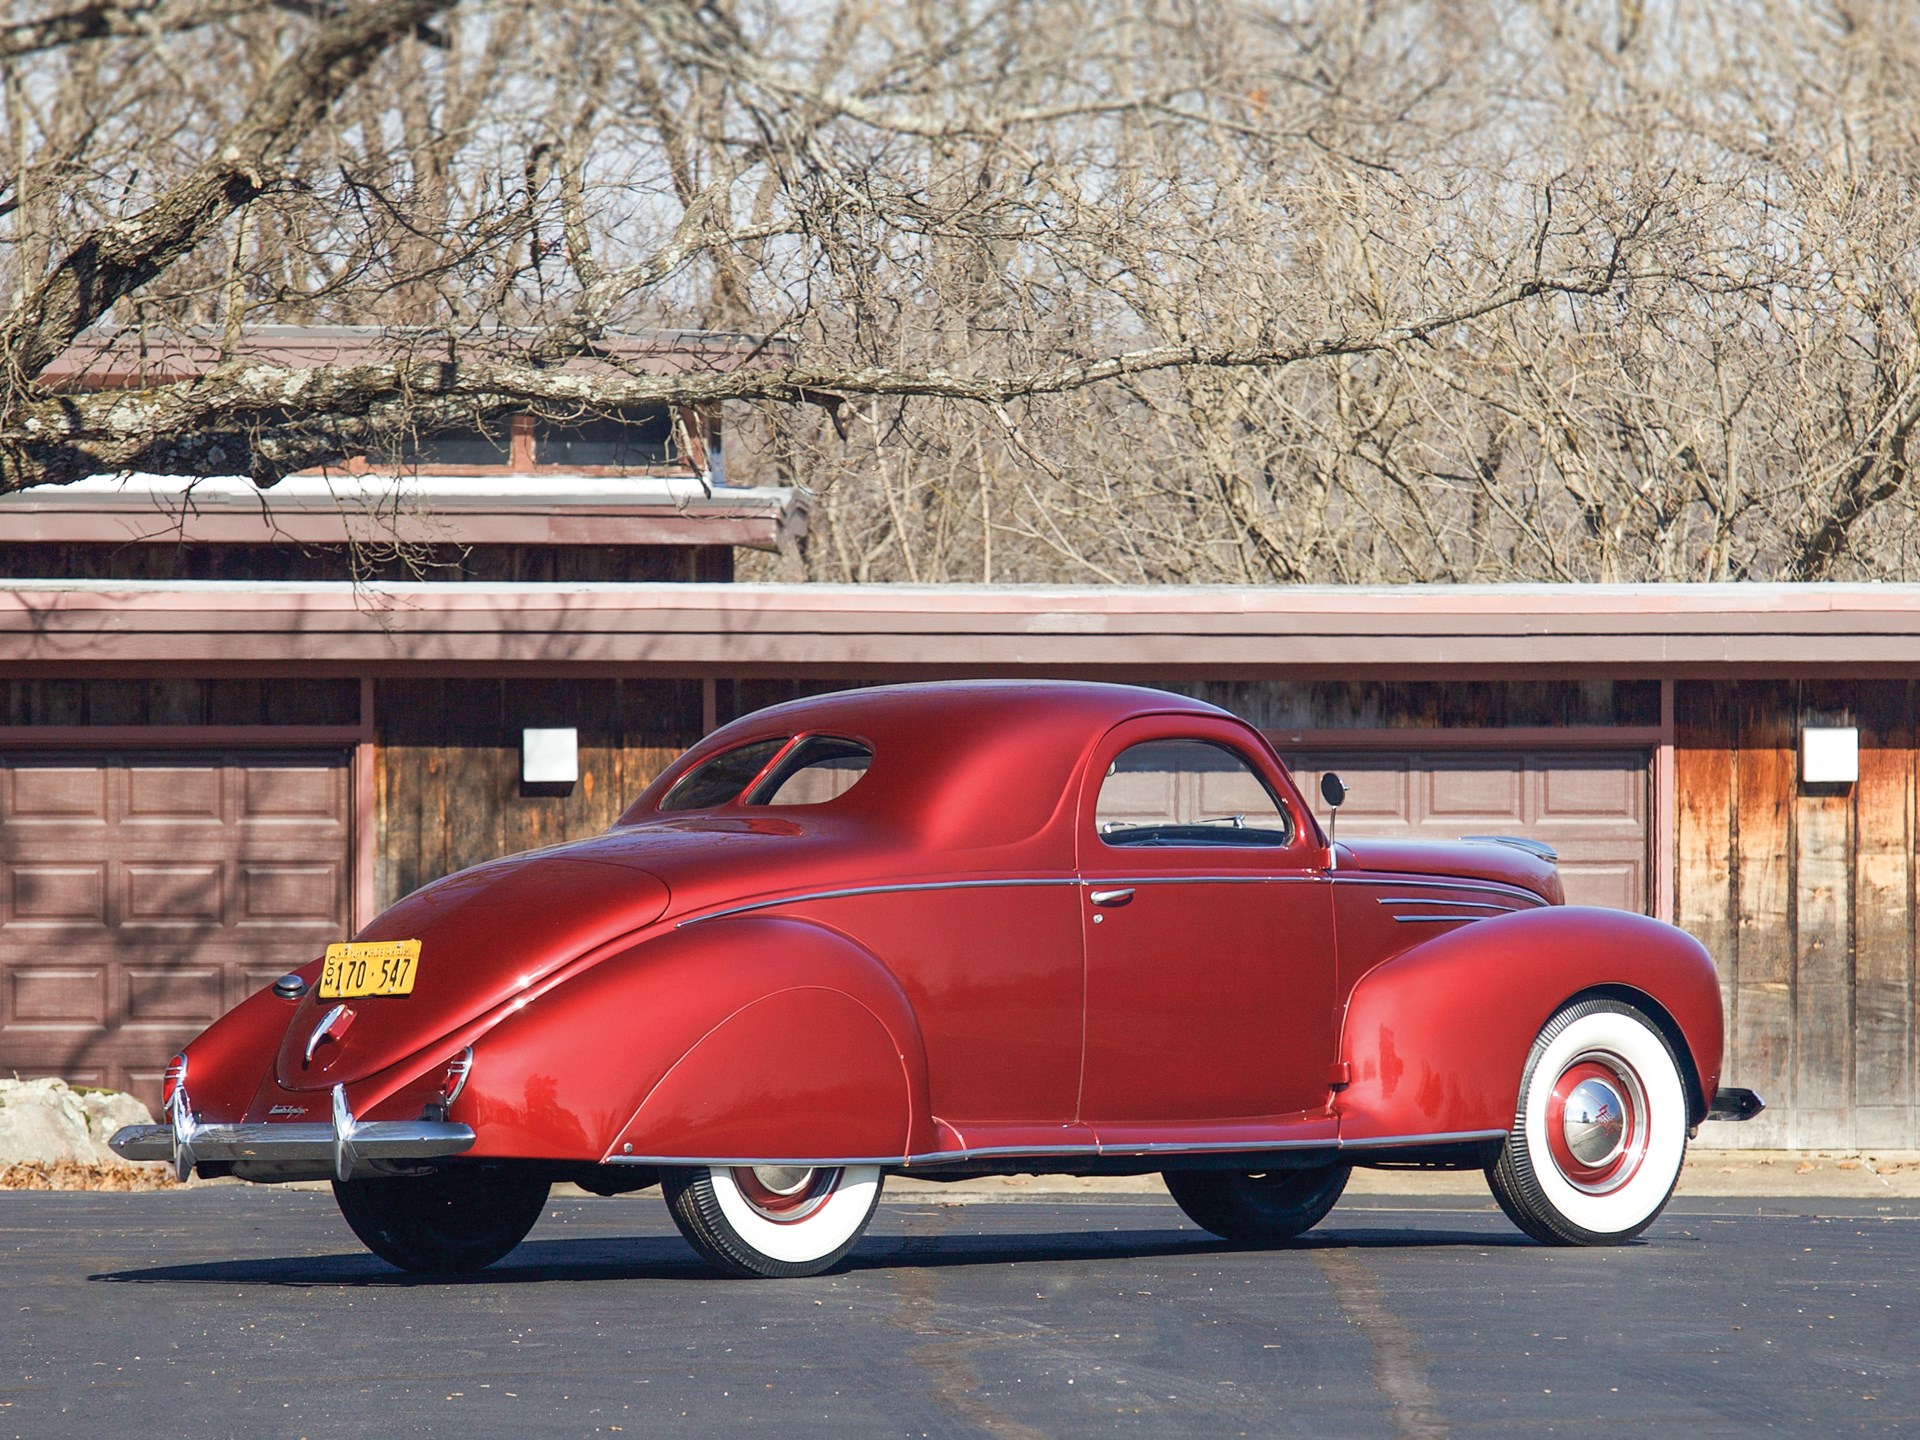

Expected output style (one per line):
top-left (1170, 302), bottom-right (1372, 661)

top-left (2, 582), bottom-right (1919, 677)
top-left (0, 474), bottom-right (792, 550)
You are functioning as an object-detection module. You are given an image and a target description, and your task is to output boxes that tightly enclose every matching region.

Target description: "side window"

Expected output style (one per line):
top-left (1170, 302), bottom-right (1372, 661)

top-left (748, 736), bottom-right (873, 806)
top-left (1095, 738), bottom-right (1293, 847)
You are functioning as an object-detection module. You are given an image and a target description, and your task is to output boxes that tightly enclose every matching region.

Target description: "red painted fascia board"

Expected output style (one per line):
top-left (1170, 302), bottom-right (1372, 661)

top-left (4, 584), bottom-right (1920, 674)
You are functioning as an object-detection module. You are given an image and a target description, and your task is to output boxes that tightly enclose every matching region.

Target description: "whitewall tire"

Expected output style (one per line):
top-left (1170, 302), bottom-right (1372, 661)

top-left (663, 1164), bottom-right (884, 1277)
top-left (1487, 998), bottom-right (1690, 1246)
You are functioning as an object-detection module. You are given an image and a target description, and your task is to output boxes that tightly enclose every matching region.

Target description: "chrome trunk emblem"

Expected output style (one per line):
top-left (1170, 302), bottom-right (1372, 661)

top-left (303, 1003), bottom-right (354, 1065)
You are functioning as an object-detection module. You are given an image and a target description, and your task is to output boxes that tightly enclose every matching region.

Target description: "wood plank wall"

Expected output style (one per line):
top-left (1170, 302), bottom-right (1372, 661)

top-left (1677, 681), bottom-right (1917, 1150)
top-left (374, 678), bottom-right (702, 909)
top-left (1, 677), bottom-right (359, 726)
top-left (1154, 679), bottom-right (1660, 729)
top-left (719, 678), bottom-right (1663, 730)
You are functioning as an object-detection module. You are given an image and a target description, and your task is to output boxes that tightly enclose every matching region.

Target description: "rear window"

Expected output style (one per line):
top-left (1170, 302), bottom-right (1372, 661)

top-left (747, 736), bottom-right (872, 806)
top-left (658, 738), bottom-right (785, 812)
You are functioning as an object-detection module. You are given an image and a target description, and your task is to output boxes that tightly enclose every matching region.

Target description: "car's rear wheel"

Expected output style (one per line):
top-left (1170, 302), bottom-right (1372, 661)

top-left (662, 1164), bottom-right (883, 1278)
top-left (1162, 1163), bottom-right (1349, 1243)
top-left (332, 1167), bottom-right (550, 1274)
top-left (1486, 997), bottom-right (1689, 1246)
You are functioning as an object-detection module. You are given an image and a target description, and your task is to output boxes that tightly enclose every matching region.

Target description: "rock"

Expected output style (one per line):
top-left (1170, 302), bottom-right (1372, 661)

top-left (0, 1078), bottom-right (155, 1169)
top-left (77, 1087), bottom-right (154, 1154)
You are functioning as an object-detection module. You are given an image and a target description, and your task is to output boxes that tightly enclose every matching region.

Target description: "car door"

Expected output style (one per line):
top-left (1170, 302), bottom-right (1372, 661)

top-left (1075, 716), bottom-right (1336, 1135)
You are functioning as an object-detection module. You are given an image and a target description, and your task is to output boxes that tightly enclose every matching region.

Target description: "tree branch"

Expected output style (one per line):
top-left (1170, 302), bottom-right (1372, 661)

top-left (0, 0), bottom-right (287, 61)
top-left (0, 0), bottom-right (452, 386)
top-left (0, 269), bottom-right (1638, 491)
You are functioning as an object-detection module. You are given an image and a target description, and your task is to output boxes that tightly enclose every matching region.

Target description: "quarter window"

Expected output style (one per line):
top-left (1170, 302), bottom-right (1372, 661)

top-left (658, 738), bottom-right (786, 811)
top-left (749, 736), bottom-right (872, 806)
top-left (1095, 738), bottom-right (1293, 847)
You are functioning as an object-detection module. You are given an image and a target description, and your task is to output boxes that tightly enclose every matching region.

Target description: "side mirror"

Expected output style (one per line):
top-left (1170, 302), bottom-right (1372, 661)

top-left (1318, 772), bottom-right (1346, 872)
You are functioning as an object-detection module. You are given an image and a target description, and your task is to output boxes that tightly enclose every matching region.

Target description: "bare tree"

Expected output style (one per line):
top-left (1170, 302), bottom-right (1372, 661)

top-left (3, 0), bottom-right (1915, 584)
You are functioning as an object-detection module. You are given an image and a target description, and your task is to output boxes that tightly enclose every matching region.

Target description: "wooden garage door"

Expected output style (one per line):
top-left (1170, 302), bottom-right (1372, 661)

top-left (1282, 750), bottom-right (1650, 913)
top-left (0, 750), bottom-right (351, 1110)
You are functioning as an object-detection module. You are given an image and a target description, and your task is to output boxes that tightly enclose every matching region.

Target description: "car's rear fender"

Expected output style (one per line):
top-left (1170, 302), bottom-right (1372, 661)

top-left (1335, 906), bottom-right (1725, 1144)
top-left (450, 914), bottom-right (932, 1164)
top-left (168, 961), bottom-right (321, 1119)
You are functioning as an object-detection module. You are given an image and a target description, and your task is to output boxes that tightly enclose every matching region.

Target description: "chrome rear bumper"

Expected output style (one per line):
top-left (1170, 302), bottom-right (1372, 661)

top-left (109, 1082), bottom-right (475, 1183)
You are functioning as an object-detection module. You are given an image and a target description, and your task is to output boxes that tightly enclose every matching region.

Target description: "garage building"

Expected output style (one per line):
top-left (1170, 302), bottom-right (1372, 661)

top-left (0, 581), bottom-right (1911, 1152)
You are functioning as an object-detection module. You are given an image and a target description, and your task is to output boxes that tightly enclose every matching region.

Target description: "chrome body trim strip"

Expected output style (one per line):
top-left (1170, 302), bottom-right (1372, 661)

top-left (1375, 897), bottom-right (1513, 909)
top-left (602, 1128), bottom-right (1508, 1168)
top-left (679, 873), bottom-right (1330, 926)
top-left (907, 1143), bottom-right (1096, 1162)
top-left (1091, 1138), bottom-right (1336, 1156)
top-left (1338, 1128), bottom-right (1508, 1150)
top-left (681, 877), bottom-right (1081, 925)
top-left (1392, 914), bottom-right (1484, 924)
top-left (1332, 874), bottom-right (1546, 905)
top-left (1095, 875), bottom-right (1334, 891)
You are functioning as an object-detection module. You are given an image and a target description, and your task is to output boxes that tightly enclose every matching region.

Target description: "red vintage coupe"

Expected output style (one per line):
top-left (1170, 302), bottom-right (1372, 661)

top-left (114, 681), bottom-right (1761, 1276)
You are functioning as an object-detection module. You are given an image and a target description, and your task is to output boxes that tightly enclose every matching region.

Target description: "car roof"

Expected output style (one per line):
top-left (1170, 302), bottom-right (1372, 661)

top-left (627, 681), bottom-right (1239, 849)
top-left (729, 679), bottom-right (1226, 739)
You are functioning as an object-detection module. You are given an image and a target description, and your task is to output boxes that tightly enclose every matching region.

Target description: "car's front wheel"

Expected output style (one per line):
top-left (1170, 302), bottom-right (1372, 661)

top-left (1162, 1163), bottom-right (1349, 1244)
top-left (1486, 997), bottom-right (1690, 1245)
top-left (332, 1167), bottom-right (551, 1273)
top-left (663, 1165), bottom-right (884, 1278)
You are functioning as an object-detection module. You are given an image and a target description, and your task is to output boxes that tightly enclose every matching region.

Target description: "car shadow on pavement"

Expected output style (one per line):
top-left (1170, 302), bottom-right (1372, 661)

top-left (844, 1225), bottom-right (1536, 1273)
top-left (89, 1222), bottom-right (1532, 1288)
top-left (89, 1236), bottom-right (714, 1287)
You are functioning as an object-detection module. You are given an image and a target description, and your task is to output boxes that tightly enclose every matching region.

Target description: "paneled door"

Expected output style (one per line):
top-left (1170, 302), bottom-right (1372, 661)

top-left (1282, 750), bottom-right (1650, 912)
top-left (0, 750), bottom-right (351, 1110)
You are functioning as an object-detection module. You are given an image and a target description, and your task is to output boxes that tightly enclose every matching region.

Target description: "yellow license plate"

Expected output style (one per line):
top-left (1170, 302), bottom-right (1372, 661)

top-left (319, 940), bottom-right (421, 999)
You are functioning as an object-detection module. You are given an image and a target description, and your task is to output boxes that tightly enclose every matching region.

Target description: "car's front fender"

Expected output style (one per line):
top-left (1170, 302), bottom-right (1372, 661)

top-left (1335, 906), bottom-right (1724, 1144)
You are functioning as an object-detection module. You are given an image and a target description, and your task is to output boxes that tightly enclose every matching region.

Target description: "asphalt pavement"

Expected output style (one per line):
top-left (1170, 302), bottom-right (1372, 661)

top-left (3, 1186), bottom-right (1916, 1437)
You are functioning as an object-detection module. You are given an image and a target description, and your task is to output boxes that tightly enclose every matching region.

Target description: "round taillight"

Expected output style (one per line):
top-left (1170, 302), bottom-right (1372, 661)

top-left (161, 1052), bottom-right (188, 1108)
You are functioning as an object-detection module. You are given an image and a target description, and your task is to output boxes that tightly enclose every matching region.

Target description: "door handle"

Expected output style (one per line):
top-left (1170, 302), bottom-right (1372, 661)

top-left (1089, 888), bottom-right (1135, 907)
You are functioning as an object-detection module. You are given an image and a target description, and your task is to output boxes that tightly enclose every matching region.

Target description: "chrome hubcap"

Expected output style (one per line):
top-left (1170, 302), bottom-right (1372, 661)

top-left (728, 1165), bottom-right (841, 1223)
top-left (1561, 1077), bottom-right (1627, 1167)
top-left (750, 1165), bottom-right (816, 1197)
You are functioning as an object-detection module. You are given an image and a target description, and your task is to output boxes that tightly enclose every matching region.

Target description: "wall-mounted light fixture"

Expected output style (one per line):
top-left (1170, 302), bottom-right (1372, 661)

top-left (1801, 725), bottom-right (1858, 786)
top-left (522, 727), bottom-right (579, 786)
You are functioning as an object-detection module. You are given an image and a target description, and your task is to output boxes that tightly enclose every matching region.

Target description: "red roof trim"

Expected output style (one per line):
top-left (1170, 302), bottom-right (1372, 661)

top-left (0, 582), bottom-right (1916, 676)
